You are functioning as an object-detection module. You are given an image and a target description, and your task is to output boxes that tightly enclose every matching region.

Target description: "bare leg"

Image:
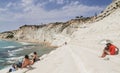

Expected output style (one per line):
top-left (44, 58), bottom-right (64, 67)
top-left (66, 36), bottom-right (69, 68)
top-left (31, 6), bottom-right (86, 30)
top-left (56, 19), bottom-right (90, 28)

top-left (101, 50), bottom-right (110, 58)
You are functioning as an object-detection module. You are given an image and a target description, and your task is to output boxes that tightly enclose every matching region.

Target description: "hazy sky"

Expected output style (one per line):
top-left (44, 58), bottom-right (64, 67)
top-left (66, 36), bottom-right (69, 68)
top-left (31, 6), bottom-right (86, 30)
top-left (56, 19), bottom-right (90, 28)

top-left (0, 0), bottom-right (112, 32)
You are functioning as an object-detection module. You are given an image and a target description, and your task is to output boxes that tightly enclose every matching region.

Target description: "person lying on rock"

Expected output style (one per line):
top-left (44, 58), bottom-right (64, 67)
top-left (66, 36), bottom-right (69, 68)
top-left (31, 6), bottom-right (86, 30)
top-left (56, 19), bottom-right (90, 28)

top-left (8, 63), bottom-right (18, 72)
top-left (101, 43), bottom-right (119, 58)
top-left (8, 55), bottom-right (34, 72)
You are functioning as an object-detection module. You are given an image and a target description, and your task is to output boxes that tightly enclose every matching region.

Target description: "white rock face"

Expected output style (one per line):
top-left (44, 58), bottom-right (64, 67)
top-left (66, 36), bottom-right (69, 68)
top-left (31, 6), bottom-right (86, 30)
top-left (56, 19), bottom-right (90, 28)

top-left (0, 0), bottom-right (119, 47)
top-left (0, 19), bottom-right (90, 46)
top-left (0, 1), bottom-right (120, 73)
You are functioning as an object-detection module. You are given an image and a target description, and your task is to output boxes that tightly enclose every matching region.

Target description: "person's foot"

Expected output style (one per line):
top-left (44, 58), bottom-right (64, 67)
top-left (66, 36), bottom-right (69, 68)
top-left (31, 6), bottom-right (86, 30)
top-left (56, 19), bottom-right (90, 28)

top-left (103, 57), bottom-right (110, 60)
top-left (99, 56), bottom-right (104, 58)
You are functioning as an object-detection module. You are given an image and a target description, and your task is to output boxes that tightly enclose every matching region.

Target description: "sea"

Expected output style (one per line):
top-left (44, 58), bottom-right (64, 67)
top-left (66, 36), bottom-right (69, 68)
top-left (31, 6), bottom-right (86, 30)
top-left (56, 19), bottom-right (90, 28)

top-left (0, 39), bottom-right (55, 70)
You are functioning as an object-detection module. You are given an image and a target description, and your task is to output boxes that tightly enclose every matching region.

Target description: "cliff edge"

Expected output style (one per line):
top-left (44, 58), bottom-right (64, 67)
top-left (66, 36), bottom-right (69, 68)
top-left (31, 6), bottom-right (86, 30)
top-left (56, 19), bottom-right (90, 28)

top-left (0, 0), bottom-right (120, 47)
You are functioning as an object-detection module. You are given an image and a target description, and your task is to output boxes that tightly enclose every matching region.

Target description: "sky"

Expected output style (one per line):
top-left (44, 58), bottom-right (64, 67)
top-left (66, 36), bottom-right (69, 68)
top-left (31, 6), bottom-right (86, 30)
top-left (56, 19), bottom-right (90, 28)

top-left (0, 0), bottom-right (112, 32)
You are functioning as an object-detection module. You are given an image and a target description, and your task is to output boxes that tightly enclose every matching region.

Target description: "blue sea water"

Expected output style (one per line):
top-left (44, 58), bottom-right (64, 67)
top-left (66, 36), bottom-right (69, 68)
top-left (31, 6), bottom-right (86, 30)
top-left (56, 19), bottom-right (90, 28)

top-left (0, 40), bottom-right (55, 70)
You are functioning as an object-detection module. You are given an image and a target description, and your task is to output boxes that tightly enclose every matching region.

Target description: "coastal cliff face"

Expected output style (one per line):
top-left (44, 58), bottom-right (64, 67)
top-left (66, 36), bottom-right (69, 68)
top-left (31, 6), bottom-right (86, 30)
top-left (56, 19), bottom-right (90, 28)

top-left (0, 0), bottom-right (120, 46)
top-left (95, 0), bottom-right (120, 21)
top-left (0, 17), bottom-right (94, 46)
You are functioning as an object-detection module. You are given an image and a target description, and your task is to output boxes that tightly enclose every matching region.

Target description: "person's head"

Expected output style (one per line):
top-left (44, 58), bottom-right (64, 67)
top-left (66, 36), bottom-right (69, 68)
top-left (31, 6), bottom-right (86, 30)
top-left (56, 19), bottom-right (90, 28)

top-left (25, 55), bottom-right (29, 59)
top-left (34, 52), bottom-right (37, 55)
top-left (106, 43), bottom-right (111, 47)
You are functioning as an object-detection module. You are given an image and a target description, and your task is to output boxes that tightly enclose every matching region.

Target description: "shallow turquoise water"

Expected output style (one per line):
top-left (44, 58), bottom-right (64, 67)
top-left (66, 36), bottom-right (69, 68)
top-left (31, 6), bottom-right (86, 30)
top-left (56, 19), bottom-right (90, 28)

top-left (0, 40), bottom-right (55, 70)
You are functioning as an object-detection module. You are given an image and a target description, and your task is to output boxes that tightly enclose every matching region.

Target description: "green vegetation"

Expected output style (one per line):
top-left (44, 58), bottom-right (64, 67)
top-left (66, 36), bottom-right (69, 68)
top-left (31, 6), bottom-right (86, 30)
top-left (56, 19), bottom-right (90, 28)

top-left (6, 34), bottom-right (14, 38)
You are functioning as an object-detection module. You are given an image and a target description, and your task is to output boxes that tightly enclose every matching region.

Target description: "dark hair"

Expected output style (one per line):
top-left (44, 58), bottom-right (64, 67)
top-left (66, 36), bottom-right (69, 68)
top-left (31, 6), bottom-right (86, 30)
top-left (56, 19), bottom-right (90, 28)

top-left (34, 52), bottom-right (37, 55)
top-left (106, 43), bottom-right (111, 46)
top-left (25, 55), bottom-right (29, 59)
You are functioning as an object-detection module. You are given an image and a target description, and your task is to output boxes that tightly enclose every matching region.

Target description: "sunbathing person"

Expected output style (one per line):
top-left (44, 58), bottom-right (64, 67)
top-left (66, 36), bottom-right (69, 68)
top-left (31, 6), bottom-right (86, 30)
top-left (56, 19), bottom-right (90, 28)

top-left (8, 63), bottom-right (18, 72)
top-left (21, 55), bottom-right (32, 68)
